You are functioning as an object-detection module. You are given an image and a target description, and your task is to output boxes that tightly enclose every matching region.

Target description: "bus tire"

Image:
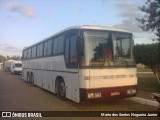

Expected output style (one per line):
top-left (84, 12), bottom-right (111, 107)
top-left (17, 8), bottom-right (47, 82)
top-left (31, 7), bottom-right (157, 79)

top-left (30, 73), bottom-right (34, 86)
top-left (57, 79), bottom-right (66, 99)
top-left (27, 72), bottom-right (30, 84)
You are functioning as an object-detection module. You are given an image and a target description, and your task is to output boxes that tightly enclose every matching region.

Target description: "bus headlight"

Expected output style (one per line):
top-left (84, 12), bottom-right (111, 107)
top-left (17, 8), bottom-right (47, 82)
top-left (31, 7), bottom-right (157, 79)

top-left (88, 92), bottom-right (102, 98)
top-left (127, 89), bottom-right (136, 95)
top-left (88, 93), bottom-right (94, 98)
top-left (132, 89), bottom-right (136, 94)
top-left (95, 92), bottom-right (101, 98)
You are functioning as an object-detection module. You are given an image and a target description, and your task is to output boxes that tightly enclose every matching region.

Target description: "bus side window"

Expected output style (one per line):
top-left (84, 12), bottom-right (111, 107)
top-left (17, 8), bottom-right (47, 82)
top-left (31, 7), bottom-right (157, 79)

top-left (65, 34), bottom-right (78, 68)
top-left (65, 38), bottom-right (70, 67)
top-left (69, 35), bottom-right (77, 68)
top-left (27, 48), bottom-right (31, 59)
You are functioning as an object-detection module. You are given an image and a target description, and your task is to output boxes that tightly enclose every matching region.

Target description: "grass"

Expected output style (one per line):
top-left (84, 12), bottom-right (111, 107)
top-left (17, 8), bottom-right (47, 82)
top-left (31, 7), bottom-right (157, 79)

top-left (137, 67), bottom-right (152, 72)
top-left (138, 77), bottom-right (160, 93)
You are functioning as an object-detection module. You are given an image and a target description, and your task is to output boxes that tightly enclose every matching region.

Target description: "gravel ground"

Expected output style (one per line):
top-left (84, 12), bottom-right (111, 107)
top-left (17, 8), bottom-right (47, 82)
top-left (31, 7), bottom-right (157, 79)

top-left (137, 90), bottom-right (156, 101)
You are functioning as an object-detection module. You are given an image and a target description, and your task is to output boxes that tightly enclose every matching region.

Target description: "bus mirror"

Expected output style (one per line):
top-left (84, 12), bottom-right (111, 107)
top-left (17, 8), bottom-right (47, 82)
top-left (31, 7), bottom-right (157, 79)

top-left (132, 39), bottom-right (134, 44)
top-left (77, 56), bottom-right (83, 63)
top-left (76, 37), bottom-right (84, 56)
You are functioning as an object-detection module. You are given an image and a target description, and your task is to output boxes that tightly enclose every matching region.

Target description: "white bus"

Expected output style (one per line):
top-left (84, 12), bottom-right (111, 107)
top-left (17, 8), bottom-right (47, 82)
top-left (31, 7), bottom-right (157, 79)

top-left (22, 25), bottom-right (137, 103)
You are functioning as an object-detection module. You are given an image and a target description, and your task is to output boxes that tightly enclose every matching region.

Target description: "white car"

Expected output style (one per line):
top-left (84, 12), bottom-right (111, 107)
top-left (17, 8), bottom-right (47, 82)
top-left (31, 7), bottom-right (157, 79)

top-left (10, 61), bottom-right (22, 74)
top-left (4, 59), bottom-right (15, 72)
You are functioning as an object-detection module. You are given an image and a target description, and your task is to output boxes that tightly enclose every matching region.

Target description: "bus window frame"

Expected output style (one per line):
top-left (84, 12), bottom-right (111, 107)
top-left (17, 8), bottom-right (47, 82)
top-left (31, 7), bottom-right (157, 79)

top-left (64, 29), bottom-right (79, 69)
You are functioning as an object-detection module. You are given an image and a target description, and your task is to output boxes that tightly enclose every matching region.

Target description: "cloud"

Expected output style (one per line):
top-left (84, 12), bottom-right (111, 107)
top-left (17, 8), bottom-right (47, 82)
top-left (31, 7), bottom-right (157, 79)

top-left (6, 2), bottom-right (23, 13)
top-left (24, 9), bottom-right (35, 18)
top-left (0, 44), bottom-right (22, 56)
top-left (112, 18), bottom-right (143, 33)
top-left (116, 1), bottom-right (141, 18)
top-left (4, 2), bottom-right (36, 19)
top-left (112, 0), bottom-right (143, 33)
top-left (112, 0), bottom-right (156, 44)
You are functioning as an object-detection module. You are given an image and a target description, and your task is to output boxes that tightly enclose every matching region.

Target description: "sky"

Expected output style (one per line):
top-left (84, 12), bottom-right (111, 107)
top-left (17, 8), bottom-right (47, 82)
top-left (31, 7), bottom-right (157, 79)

top-left (0, 0), bottom-right (156, 57)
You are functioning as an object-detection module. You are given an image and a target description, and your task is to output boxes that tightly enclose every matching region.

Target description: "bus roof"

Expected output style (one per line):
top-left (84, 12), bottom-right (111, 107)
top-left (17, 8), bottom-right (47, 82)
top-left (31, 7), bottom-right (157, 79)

top-left (23, 25), bottom-right (132, 50)
top-left (69, 25), bottom-right (131, 33)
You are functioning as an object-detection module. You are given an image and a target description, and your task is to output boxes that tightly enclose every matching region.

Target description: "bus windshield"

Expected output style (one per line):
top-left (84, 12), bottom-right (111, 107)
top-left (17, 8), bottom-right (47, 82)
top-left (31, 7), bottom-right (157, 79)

top-left (15, 64), bottom-right (22, 67)
top-left (81, 30), bottom-right (135, 67)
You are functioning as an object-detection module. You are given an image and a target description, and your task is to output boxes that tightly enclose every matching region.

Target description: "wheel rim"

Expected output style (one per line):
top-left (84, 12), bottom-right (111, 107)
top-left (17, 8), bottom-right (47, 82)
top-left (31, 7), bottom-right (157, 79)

top-left (31, 75), bottom-right (34, 85)
top-left (27, 74), bottom-right (29, 83)
top-left (59, 82), bottom-right (65, 97)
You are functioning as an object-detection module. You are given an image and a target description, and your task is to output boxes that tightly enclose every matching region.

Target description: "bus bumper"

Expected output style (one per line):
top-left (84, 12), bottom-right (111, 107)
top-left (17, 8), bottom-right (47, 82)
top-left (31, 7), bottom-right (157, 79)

top-left (14, 70), bottom-right (22, 74)
top-left (80, 85), bottom-right (137, 102)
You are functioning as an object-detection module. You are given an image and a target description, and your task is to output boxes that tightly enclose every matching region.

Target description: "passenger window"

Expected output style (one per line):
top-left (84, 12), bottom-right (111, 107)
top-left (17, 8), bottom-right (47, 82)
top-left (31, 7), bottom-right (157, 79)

top-left (47, 40), bottom-right (52, 55)
top-left (37, 43), bottom-right (43, 57)
top-left (27, 48), bottom-right (31, 59)
top-left (53, 38), bottom-right (59, 54)
top-left (31, 46), bottom-right (36, 58)
top-left (44, 40), bottom-right (52, 56)
top-left (44, 42), bottom-right (48, 56)
top-left (53, 35), bottom-right (65, 54)
top-left (23, 50), bottom-right (27, 60)
top-left (58, 35), bottom-right (65, 53)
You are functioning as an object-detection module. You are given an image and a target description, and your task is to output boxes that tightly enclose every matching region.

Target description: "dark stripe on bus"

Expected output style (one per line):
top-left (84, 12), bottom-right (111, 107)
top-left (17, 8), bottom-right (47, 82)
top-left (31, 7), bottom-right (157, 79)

top-left (22, 68), bottom-right (78, 74)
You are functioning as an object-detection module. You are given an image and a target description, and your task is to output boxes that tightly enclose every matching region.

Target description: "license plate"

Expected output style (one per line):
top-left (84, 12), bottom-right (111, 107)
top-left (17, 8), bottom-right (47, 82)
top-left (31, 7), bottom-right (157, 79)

top-left (111, 92), bottom-right (120, 96)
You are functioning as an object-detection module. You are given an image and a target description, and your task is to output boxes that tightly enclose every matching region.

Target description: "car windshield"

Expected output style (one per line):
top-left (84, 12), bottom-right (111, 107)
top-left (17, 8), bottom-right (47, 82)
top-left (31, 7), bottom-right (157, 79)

top-left (80, 30), bottom-right (135, 68)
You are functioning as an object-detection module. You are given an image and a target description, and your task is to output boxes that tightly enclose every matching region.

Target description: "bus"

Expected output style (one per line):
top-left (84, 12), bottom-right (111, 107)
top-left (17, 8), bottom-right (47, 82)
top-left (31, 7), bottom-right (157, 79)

top-left (22, 25), bottom-right (137, 103)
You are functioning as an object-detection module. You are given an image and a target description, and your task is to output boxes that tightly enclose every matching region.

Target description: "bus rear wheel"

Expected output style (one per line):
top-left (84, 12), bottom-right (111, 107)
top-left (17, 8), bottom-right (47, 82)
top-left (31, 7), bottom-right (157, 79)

top-left (57, 80), bottom-right (66, 99)
top-left (27, 73), bottom-right (30, 84)
top-left (30, 73), bottom-right (34, 86)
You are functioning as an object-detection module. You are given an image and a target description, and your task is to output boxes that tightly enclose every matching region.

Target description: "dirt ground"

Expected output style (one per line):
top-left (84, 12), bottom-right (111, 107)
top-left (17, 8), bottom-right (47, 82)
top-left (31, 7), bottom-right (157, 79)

top-left (0, 71), bottom-right (159, 120)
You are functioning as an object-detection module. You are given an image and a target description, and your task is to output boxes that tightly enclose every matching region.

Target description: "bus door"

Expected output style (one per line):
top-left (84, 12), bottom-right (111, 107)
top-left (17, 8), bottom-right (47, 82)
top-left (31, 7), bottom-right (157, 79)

top-left (64, 30), bottom-right (80, 102)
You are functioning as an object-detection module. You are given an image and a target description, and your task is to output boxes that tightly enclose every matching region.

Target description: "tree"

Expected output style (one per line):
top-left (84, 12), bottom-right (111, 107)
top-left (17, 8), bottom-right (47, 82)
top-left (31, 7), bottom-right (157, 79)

top-left (10, 55), bottom-right (21, 60)
top-left (137, 0), bottom-right (160, 42)
top-left (6, 56), bottom-right (10, 60)
top-left (136, 0), bottom-right (160, 85)
top-left (134, 44), bottom-right (160, 84)
top-left (0, 55), bottom-right (6, 63)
